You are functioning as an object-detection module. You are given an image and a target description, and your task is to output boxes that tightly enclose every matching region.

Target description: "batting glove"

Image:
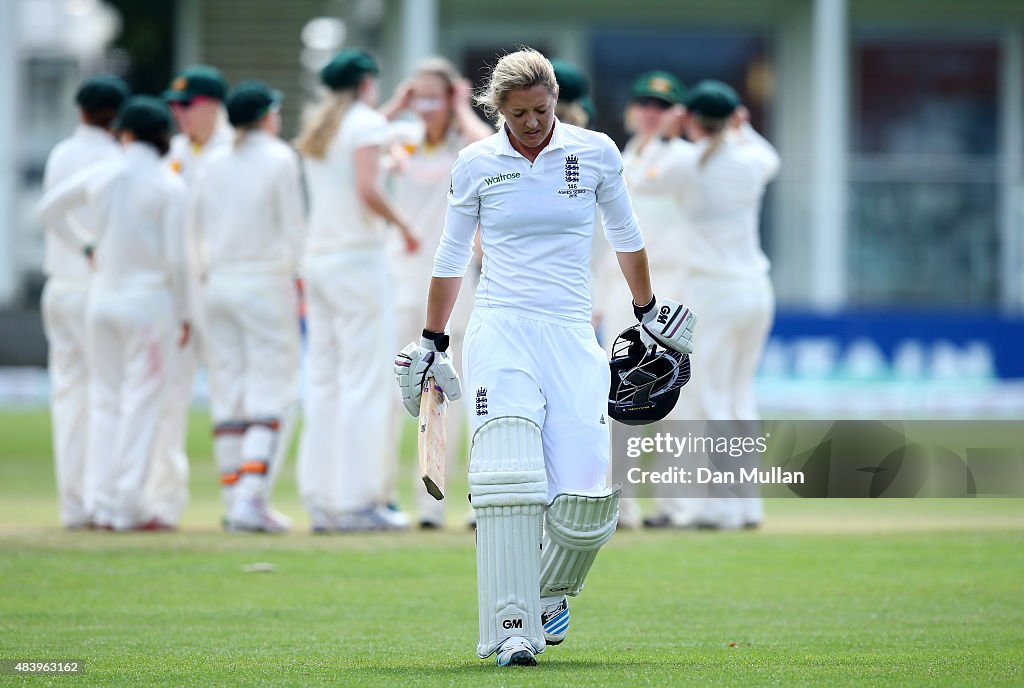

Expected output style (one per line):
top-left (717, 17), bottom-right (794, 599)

top-left (394, 332), bottom-right (462, 417)
top-left (634, 296), bottom-right (697, 355)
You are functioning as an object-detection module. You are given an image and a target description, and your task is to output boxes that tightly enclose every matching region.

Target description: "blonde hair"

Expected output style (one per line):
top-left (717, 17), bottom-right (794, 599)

top-left (555, 101), bottom-right (587, 127)
top-left (696, 115), bottom-right (729, 168)
top-left (294, 90), bottom-right (356, 159)
top-left (475, 48), bottom-right (557, 127)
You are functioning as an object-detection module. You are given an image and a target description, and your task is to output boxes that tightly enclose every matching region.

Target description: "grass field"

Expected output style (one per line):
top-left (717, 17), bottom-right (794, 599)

top-left (1, 409), bottom-right (1023, 687)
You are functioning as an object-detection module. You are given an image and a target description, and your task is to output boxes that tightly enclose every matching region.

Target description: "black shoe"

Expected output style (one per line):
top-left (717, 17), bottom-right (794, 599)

top-left (419, 519), bottom-right (443, 530)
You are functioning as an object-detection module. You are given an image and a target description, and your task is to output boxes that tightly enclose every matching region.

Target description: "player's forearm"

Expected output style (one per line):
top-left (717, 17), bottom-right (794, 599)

top-left (358, 184), bottom-right (412, 237)
top-left (616, 248), bottom-right (654, 307)
top-left (424, 276), bottom-right (463, 333)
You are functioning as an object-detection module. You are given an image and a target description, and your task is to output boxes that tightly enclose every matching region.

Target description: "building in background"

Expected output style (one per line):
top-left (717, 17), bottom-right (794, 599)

top-left (2, 0), bottom-right (1023, 404)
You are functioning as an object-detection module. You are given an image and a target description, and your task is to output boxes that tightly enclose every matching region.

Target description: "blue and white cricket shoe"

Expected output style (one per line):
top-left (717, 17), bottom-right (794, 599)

top-left (495, 636), bottom-right (537, 667)
top-left (541, 596), bottom-right (569, 645)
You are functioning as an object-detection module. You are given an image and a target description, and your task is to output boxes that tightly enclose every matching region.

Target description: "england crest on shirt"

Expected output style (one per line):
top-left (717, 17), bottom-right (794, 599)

top-left (558, 154), bottom-right (584, 198)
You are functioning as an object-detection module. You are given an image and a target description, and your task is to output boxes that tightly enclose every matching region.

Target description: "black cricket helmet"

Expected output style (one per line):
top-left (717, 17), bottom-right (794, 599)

top-left (608, 325), bottom-right (691, 425)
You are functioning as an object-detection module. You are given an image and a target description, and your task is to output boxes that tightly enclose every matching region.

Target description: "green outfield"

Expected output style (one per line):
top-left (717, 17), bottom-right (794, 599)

top-left (1, 409), bottom-right (1022, 687)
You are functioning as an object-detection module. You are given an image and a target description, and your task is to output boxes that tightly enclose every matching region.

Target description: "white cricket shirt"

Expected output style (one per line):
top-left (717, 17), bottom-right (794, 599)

top-left (37, 142), bottom-right (191, 320)
top-left (627, 123), bottom-right (780, 279)
top-left (190, 131), bottom-right (305, 275)
top-left (168, 125), bottom-right (233, 186)
top-left (302, 101), bottom-right (392, 254)
top-left (389, 120), bottom-right (469, 305)
top-left (40, 125), bottom-right (123, 281)
top-left (433, 120), bottom-right (644, 326)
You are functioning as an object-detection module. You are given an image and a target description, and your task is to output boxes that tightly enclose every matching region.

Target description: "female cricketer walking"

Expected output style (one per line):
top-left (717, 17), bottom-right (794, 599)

top-left (189, 81), bottom-right (305, 532)
top-left (394, 48), bottom-right (697, 666)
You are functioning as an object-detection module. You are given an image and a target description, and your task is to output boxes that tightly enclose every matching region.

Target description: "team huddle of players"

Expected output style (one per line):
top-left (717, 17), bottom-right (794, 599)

top-left (37, 50), bottom-right (777, 534)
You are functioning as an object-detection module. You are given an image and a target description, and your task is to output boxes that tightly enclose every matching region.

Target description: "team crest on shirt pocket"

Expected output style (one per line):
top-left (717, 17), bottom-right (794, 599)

top-left (557, 155), bottom-right (587, 199)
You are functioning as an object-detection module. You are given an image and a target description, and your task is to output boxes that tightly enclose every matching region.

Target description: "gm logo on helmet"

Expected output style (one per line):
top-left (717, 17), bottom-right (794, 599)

top-left (502, 618), bottom-right (524, 630)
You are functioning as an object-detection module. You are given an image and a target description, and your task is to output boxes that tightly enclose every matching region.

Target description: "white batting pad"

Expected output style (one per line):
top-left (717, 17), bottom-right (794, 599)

top-left (540, 487), bottom-right (620, 598)
top-left (470, 417), bottom-right (548, 658)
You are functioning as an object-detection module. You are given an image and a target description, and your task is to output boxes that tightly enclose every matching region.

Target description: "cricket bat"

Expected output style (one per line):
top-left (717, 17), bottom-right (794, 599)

top-left (417, 379), bottom-right (447, 500)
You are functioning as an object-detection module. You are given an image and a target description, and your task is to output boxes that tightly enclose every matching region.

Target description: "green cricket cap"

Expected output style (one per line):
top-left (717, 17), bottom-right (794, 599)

top-left (226, 81), bottom-right (282, 127)
top-left (684, 80), bottom-right (741, 118)
top-left (163, 65), bottom-right (228, 103)
top-left (320, 49), bottom-right (379, 91)
top-left (631, 71), bottom-right (685, 105)
top-left (551, 60), bottom-right (590, 102)
top-left (76, 75), bottom-right (130, 112)
top-left (114, 96), bottom-right (173, 137)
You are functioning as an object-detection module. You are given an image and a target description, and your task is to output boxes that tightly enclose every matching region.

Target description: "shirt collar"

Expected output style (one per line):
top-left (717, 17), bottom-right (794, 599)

top-left (124, 141), bottom-right (160, 161)
top-left (494, 117), bottom-right (566, 158)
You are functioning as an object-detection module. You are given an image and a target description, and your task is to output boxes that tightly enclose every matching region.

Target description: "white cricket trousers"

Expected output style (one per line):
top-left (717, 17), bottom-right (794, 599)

top-left (464, 308), bottom-right (611, 500)
top-left (86, 279), bottom-right (175, 530)
top-left (148, 290), bottom-right (199, 525)
top-left (297, 249), bottom-right (396, 513)
top-left (204, 270), bottom-right (300, 504)
top-left (41, 278), bottom-right (91, 527)
top-left (660, 270), bottom-right (775, 526)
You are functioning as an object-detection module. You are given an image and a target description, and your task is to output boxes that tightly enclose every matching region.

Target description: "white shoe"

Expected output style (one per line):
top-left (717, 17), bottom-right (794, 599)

top-left (309, 507), bottom-right (336, 534)
top-left (335, 505), bottom-right (410, 532)
top-left (541, 596), bottom-right (569, 645)
top-left (227, 497), bottom-right (292, 533)
top-left (495, 636), bottom-right (537, 667)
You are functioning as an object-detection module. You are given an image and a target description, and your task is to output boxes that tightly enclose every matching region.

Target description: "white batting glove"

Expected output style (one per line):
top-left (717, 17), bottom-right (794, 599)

top-left (394, 334), bottom-right (463, 417)
top-left (635, 296), bottom-right (697, 355)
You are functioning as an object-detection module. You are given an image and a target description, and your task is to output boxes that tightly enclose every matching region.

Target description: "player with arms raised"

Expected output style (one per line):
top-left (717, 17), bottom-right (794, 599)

top-left (394, 48), bottom-right (697, 666)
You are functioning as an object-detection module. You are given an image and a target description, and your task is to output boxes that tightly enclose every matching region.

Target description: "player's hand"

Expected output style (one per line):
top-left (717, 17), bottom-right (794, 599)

top-left (178, 321), bottom-right (192, 348)
top-left (394, 338), bottom-right (463, 417)
top-left (730, 105), bottom-right (750, 129)
top-left (635, 296), bottom-right (697, 354)
top-left (453, 78), bottom-right (474, 109)
top-left (658, 105), bottom-right (687, 140)
top-left (401, 226), bottom-right (421, 254)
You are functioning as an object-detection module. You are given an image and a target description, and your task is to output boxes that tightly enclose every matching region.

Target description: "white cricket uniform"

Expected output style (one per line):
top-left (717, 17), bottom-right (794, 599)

top-left (37, 142), bottom-right (190, 530)
top-left (189, 131), bottom-right (304, 509)
top-left (388, 120), bottom-right (477, 523)
top-left (39, 124), bottom-right (122, 527)
top-left (297, 101), bottom-right (397, 514)
top-left (628, 123), bottom-right (780, 527)
top-left (434, 120), bottom-right (645, 499)
top-left (594, 135), bottom-right (691, 527)
top-left (149, 125), bottom-right (232, 524)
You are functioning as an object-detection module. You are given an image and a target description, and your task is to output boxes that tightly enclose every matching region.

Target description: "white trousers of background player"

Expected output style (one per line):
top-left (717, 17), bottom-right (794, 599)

top-left (298, 248), bottom-right (396, 514)
top-left (595, 256), bottom-right (684, 527)
top-left (393, 262), bottom-right (477, 524)
top-left (660, 271), bottom-right (774, 528)
top-left (204, 270), bottom-right (300, 507)
top-left (148, 287), bottom-right (199, 525)
top-left (41, 278), bottom-right (91, 527)
top-left (87, 282), bottom-right (174, 530)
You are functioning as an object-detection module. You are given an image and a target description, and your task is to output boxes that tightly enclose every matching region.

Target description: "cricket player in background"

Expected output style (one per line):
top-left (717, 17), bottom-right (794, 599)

top-left (40, 75), bottom-right (129, 529)
top-left (188, 81), bottom-right (304, 532)
top-left (38, 96), bottom-right (191, 531)
top-left (394, 48), bottom-right (697, 666)
top-left (380, 56), bottom-right (493, 529)
top-left (627, 80), bottom-right (780, 529)
top-left (149, 65), bottom-right (233, 527)
top-left (596, 70), bottom-right (689, 528)
top-left (295, 49), bottom-right (420, 532)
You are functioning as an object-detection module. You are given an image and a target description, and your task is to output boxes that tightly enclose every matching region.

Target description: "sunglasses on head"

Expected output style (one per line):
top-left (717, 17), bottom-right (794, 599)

top-left (172, 95), bottom-right (213, 110)
top-left (633, 96), bottom-right (673, 110)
